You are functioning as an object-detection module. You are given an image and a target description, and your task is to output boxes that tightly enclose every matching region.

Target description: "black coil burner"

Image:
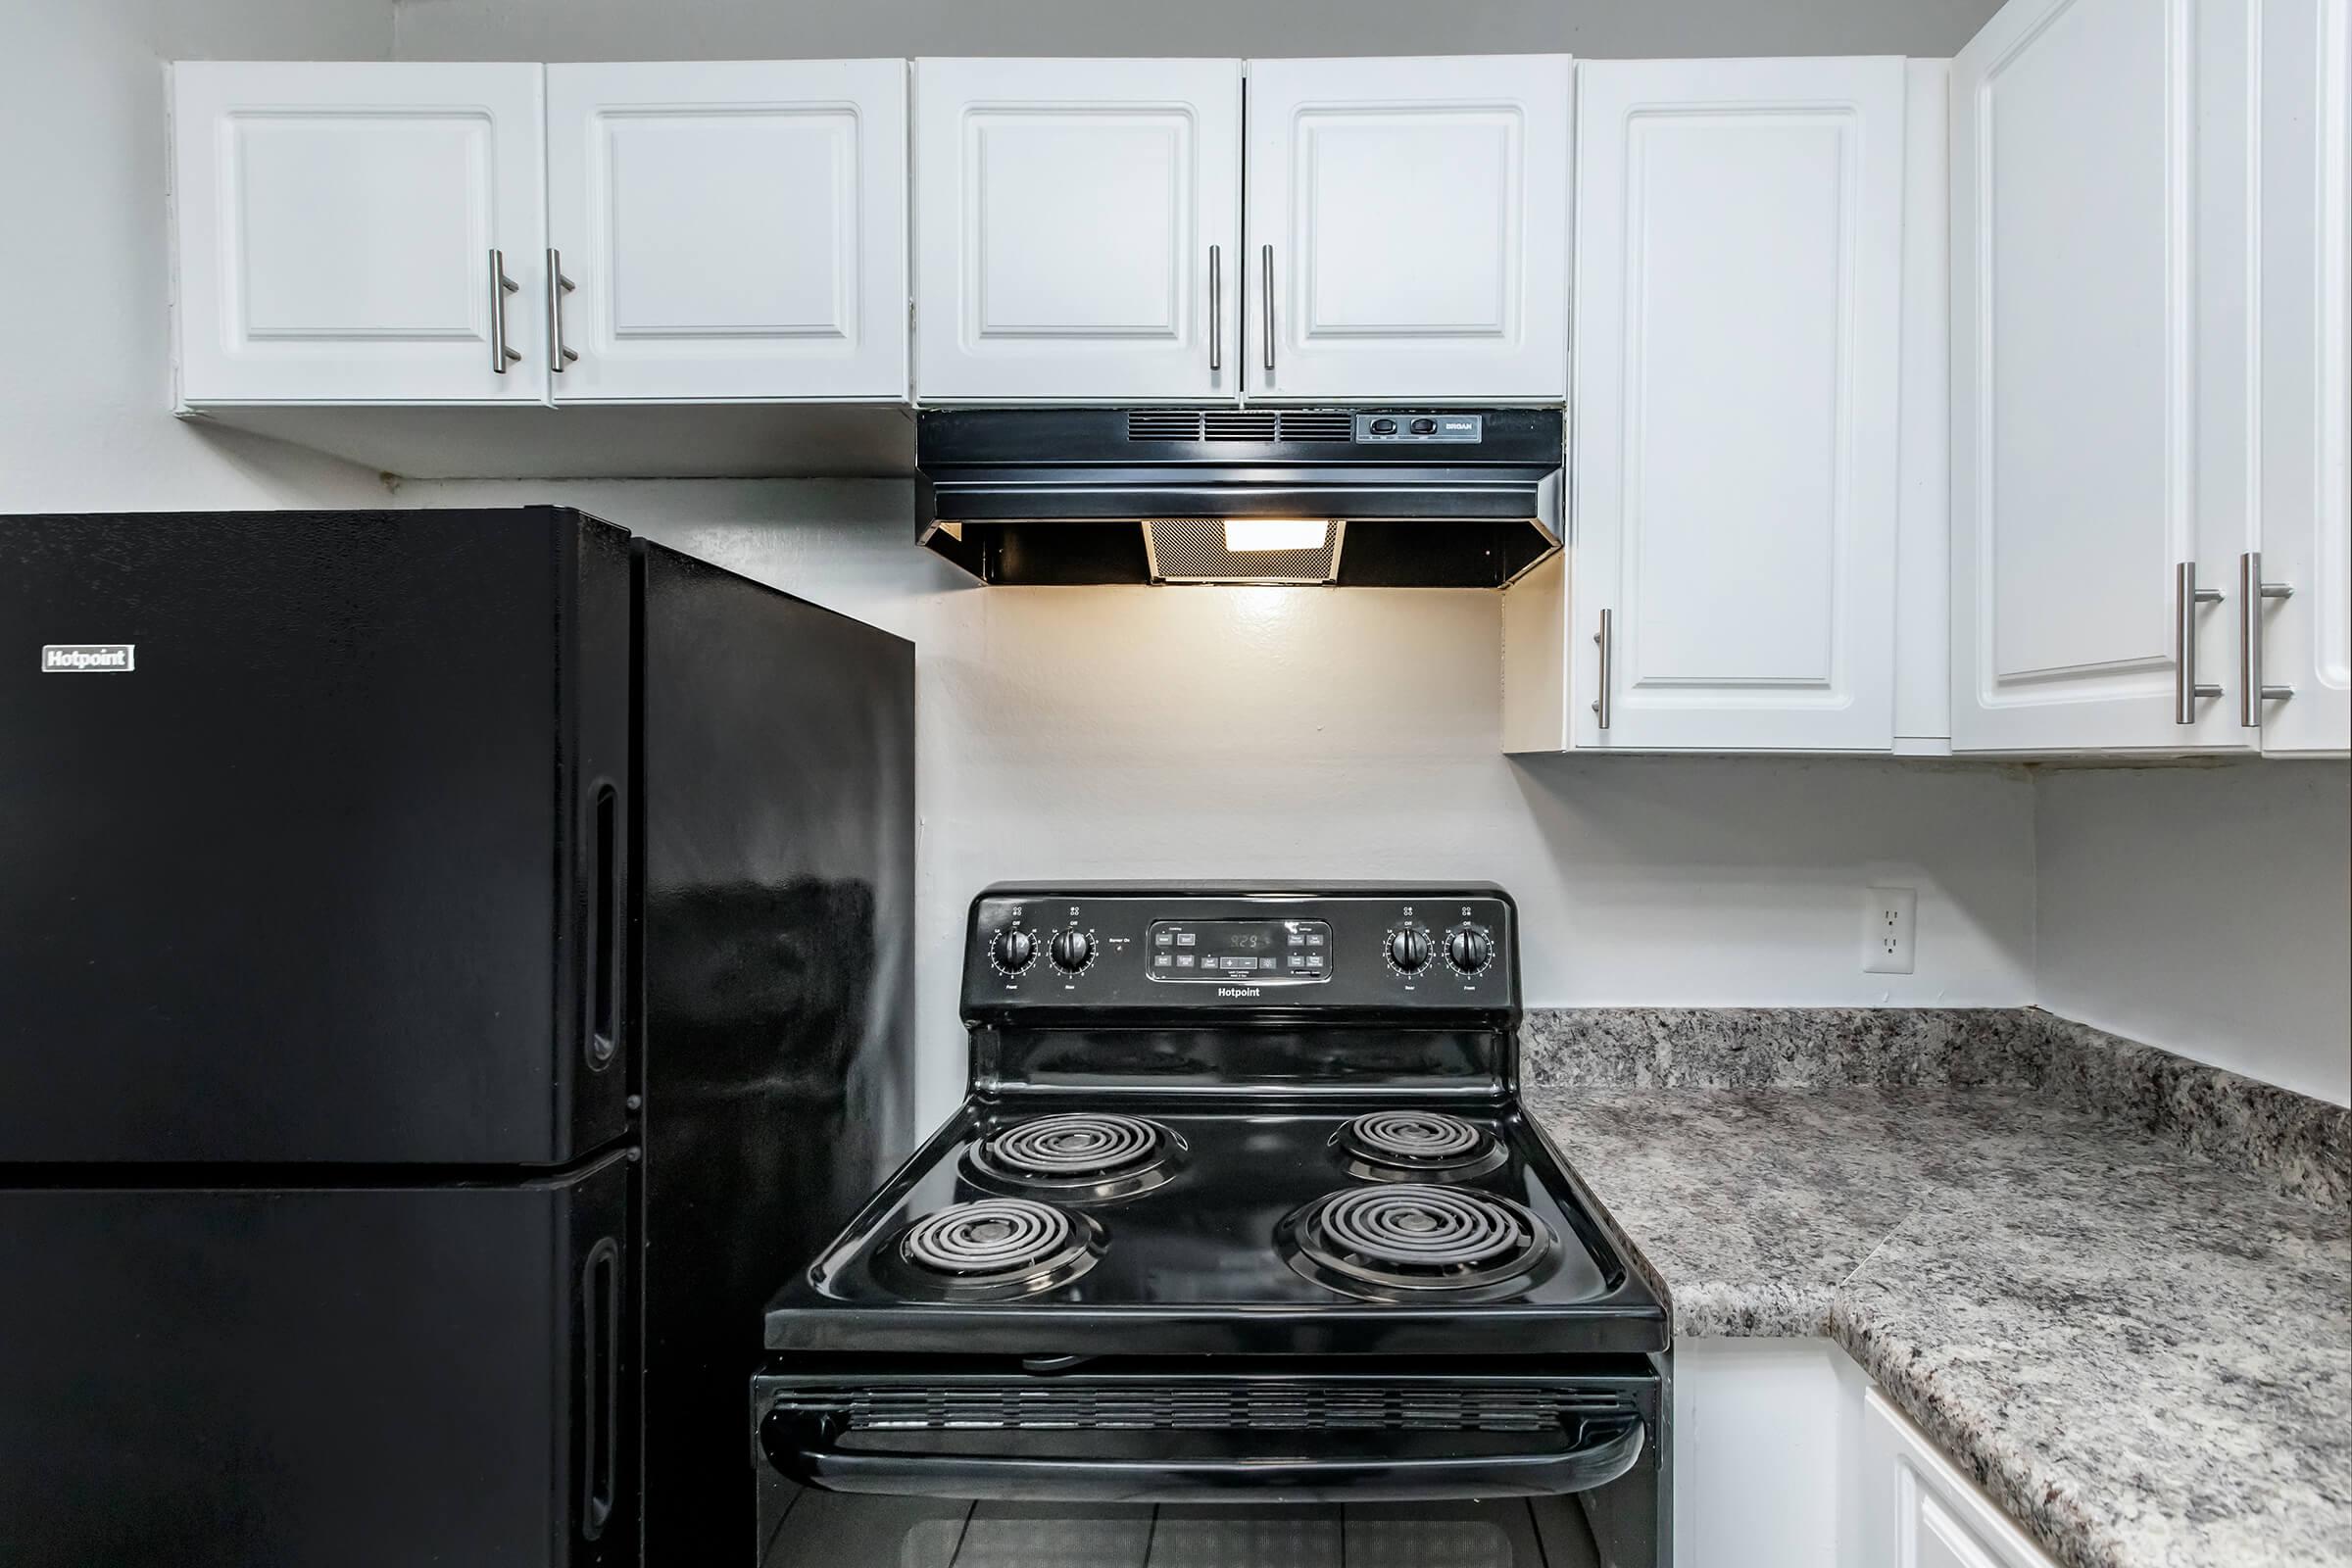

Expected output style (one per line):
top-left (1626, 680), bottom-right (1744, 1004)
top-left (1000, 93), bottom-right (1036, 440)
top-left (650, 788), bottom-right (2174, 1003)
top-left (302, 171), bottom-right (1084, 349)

top-left (1280, 1185), bottom-right (1558, 1302)
top-left (963, 1112), bottom-right (1186, 1201)
top-left (1332, 1109), bottom-right (1508, 1183)
top-left (879, 1198), bottom-right (1105, 1301)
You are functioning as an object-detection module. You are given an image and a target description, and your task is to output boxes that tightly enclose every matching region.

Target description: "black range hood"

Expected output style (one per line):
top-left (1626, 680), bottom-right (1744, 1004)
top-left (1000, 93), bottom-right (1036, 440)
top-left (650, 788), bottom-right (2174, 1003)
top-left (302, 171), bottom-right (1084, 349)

top-left (916, 407), bottom-right (1563, 586)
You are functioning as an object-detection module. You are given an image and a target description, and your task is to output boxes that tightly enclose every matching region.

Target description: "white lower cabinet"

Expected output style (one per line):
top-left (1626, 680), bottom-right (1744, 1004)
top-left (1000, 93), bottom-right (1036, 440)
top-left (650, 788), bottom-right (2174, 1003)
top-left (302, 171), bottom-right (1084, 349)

top-left (1672, 1339), bottom-right (1870, 1568)
top-left (171, 62), bottom-right (550, 404)
top-left (1503, 57), bottom-right (1912, 754)
top-left (543, 61), bottom-right (908, 402)
top-left (1860, 1390), bottom-right (2060, 1568)
top-left (1674, 1340), bottom-right (2059, 1568)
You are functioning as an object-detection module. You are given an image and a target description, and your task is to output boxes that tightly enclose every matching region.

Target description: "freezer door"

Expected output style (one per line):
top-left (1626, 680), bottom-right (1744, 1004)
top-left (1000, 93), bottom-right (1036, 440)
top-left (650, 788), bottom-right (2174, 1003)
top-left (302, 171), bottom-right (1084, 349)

top-left (0, 1150), bottom-right (634, 1568)
top-left (0, 509), bottom-right (632, 1163)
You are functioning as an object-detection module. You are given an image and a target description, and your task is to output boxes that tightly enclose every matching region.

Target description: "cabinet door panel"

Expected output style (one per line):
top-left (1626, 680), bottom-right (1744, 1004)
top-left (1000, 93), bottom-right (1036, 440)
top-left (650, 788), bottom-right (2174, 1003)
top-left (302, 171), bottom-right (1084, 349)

top-left (172, 63), bottom-right (546, 404)
top-left (1910, 1492), bottom-right (2007, 1568)
top-left (2254, 0), bottom-right (2352, 755)
top-left (1861, 1393), bottom-right (2060, 1568)
top-left (1949, 0), bottom-right (2253, 751)
top-left (914, 59), bottom-right (1240, 401)
top-left (546, 61), bottom-right (907, 402)
top-left (1247, 56), bottom-right (1570, 401)
top-left (1571, 58), bottom-right (1903, 751)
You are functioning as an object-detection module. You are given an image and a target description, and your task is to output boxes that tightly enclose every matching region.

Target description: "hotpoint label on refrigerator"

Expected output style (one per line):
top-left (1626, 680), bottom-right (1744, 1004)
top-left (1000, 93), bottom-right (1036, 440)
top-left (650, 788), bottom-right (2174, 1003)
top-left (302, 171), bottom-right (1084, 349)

top-left (41, 644), bottom-right (135, 673)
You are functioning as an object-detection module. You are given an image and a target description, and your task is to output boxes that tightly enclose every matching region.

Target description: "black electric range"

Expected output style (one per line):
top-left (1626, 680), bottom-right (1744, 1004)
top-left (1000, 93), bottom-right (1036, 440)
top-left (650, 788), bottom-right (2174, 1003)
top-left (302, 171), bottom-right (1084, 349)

top-left (753, 886), bottom-right (1668, 1568)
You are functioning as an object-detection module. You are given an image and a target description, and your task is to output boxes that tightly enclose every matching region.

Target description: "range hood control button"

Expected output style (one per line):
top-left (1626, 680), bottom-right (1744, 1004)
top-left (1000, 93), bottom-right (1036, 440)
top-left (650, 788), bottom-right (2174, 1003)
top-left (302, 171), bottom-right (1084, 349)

top-left (1368, 417), bottom-right (1398, 436)
top-left (1410, 417), bottom-right (1438, 435)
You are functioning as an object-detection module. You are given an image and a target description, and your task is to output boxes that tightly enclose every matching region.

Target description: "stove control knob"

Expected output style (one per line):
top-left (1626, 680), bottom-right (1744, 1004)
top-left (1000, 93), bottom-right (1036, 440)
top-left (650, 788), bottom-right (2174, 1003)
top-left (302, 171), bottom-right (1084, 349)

top-left (1386, 927), bottom-right (1434, 973)
top-left (991, 928), bottom-right (1038, 974)
top-left (1050, 929), bottom-right (1095, 973)
top-left (1446, 928), bottom-right (1494, 975)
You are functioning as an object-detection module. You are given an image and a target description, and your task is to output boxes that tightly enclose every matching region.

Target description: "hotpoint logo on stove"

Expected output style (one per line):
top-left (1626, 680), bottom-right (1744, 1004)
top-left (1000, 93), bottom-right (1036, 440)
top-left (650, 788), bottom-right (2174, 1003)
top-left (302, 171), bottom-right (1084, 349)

top-left (1216, 986), bottom-right (1261, 999)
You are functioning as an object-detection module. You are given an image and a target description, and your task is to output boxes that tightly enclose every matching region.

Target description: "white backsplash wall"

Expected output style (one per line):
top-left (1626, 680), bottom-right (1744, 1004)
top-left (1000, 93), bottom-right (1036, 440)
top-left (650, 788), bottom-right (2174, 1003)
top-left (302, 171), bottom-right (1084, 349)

top-left (0, 0), bottom-right (395, 514)
top-left (395, 479), bottom-right (2036, 1130)
top-left (2036, 764), bottom-right (2352, 1107)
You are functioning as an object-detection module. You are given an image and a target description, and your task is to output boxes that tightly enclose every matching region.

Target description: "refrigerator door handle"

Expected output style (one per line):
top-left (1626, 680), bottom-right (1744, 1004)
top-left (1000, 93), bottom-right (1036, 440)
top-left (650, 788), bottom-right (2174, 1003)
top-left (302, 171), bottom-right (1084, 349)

top-left (584, 783), bottom-right (620, 1070)
top-left (580, 1236), bottom-right (621, 1540)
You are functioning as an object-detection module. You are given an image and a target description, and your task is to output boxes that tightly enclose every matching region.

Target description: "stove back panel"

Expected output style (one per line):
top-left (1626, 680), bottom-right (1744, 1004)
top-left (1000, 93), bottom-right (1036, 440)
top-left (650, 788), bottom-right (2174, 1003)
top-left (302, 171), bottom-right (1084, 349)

top-left (961, 887), bottom-right (1519, 1096)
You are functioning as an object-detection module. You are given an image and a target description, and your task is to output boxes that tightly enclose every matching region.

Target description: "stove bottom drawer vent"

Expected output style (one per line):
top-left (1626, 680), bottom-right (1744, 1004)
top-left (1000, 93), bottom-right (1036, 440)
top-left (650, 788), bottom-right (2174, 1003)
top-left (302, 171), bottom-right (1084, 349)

top-left (805, 1385), bottom-right (1635, 1434)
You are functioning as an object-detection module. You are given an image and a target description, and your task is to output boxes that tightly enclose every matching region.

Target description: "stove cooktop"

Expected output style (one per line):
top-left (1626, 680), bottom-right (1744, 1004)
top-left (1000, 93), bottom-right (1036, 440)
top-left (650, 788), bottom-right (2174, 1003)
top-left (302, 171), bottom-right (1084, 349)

top-left (763, 1099), bottom-right (1666, 1358)
top-left (763, 886), bottom-right (1666, 1361)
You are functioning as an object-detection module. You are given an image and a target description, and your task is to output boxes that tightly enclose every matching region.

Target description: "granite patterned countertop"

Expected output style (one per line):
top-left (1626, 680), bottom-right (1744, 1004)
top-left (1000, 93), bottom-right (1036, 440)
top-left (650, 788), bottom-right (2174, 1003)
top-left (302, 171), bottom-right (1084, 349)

top-left (1519, 1009), bottom-right (2352, 1568)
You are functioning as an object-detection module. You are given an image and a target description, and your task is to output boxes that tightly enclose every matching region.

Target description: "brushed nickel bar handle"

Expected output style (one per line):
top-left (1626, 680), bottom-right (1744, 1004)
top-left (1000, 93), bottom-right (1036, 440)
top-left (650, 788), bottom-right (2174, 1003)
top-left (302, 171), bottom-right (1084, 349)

top-left (488, 249), bottom-right (521, 372)
top-left (1208, 245), bottom-right (1222, 373)
top-left (2237, 550), bottom-right (2296, 725)
top-left (547, 247), bottom-right (579, 374)
top-left (2174, 561), bottom-right (2224, 724)
top-left (1590, 608), bottom-right (1612, 732)
top-left (1261, 244), bottom-right (1276, 377)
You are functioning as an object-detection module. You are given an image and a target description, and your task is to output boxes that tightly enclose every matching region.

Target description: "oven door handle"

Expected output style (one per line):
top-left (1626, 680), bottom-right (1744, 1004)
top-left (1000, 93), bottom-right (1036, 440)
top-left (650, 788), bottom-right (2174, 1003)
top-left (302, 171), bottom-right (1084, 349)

top-left (761, 1411), bottom-right (1644, 1504)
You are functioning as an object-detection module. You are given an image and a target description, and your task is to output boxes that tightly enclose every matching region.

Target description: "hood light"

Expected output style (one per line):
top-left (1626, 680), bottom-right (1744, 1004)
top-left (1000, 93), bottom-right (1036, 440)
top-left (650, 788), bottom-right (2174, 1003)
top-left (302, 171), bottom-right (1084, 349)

top-left (1222, 518), bottom-right (1333, 553)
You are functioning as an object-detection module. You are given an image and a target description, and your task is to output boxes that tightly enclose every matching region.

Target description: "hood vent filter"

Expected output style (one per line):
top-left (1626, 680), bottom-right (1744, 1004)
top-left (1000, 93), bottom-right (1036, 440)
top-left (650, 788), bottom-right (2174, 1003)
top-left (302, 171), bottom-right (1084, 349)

top-left (1143, 518), bottom-right (1346, 585)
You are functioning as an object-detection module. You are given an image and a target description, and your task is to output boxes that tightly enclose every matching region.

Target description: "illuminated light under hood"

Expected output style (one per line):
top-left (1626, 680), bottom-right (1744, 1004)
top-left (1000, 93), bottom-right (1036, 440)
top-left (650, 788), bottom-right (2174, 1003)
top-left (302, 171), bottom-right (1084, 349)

top-left (1222, 519), bottom-right (1333, 554)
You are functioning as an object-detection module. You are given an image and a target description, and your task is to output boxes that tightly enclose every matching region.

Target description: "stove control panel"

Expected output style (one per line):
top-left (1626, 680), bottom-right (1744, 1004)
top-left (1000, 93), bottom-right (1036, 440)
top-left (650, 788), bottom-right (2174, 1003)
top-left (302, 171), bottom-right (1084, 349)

top-left (1147, 918), bottom-right (1332, 983)
top-left (964, 887), bottom-right (1516, 1014)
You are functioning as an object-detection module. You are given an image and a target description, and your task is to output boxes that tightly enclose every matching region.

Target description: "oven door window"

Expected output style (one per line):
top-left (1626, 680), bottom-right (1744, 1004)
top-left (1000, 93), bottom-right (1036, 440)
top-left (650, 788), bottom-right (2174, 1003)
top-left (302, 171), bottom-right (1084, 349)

top-left (762, 1488), bottom-right (1609, 1568)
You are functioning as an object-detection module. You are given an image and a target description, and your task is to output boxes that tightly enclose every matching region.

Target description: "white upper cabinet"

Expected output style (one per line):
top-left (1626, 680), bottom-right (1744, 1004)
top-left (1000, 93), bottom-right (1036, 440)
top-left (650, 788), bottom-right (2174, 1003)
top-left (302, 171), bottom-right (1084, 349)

top-left (1551, 57), bottom-right (1906, 752)
top-left (544, 62), bottom-right (908, 402)
top-left (172, 63), bottom-right (548, 404)
top-left (912, 58), bottom-right (1242, 402)
top-left (2250, 0), bottom-right (2351, 756)
top-left (1949, 0), bottom-right (2258, 753)
top-left (1244, 55), bottom-right (1571, 402)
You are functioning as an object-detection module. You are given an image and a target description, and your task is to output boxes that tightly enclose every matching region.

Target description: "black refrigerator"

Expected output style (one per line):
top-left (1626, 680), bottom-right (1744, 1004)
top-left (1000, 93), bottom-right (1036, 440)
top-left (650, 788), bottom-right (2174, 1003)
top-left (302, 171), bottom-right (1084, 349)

top-left (0, 508), bottom-right (915, 1568)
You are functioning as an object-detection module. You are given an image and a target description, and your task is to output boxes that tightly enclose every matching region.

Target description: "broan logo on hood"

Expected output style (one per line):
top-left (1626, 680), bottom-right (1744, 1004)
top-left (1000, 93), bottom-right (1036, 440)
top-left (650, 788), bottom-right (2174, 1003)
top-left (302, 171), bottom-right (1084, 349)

top-left (41, 644), bottom-right (135, 673)
top-left (1216, 986), bottom-right (1261, 999)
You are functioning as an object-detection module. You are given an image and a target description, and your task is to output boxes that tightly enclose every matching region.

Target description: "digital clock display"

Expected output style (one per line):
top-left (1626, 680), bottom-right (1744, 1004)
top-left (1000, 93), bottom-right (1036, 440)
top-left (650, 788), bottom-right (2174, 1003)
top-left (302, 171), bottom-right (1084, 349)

top-left (1147, 918), bottom-right (1333, 984)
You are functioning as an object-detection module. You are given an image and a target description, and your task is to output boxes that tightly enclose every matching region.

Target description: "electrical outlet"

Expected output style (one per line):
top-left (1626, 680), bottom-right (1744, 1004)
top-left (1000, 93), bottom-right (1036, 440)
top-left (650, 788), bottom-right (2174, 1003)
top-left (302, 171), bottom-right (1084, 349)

top-left (1863, 887), bottom-right (1917, 974)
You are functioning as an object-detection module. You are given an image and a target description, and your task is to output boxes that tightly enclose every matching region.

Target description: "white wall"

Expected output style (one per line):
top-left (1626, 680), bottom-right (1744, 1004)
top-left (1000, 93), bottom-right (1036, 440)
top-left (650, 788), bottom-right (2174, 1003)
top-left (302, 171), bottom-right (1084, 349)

top-left (391, 479), bottom-right (2037, 1128)
top-left (390, 0), bottom-right (2006, 62)
top-left (2035, 764), bottom-right (2352, 1106)
top-left (0, 0), bottom-right (394, 513)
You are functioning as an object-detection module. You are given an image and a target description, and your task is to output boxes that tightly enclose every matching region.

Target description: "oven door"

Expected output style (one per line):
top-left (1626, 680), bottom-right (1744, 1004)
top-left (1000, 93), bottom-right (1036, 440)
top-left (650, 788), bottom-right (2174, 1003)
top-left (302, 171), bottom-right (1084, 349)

top-left (752, 1361), bottom-right (1664, 1568)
